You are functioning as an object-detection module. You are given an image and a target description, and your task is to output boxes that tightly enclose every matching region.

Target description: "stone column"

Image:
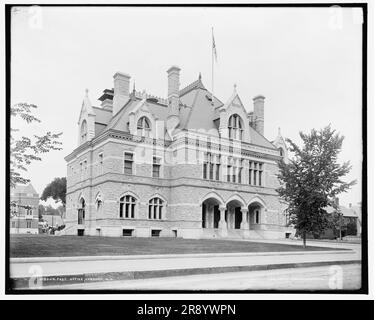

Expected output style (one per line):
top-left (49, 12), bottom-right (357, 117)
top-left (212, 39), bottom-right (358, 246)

top-left (218, 206), bottom-right (227, 236)
top-left (240, 208), bottom-right (249, 229)
top-left (241, 208), bottom-right (250, 238)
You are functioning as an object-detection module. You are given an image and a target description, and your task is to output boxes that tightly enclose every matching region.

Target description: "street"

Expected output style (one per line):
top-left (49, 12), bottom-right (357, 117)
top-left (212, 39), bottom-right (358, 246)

top-left (50, 263), bottom-right (361, 291)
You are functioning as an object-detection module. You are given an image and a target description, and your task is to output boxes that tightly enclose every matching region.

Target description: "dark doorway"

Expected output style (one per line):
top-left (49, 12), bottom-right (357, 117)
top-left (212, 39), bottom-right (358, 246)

top-left (213, 205), bottom-right (220, 229)
top-left (202, 203), bottom-right (206, 228)
top-left (234, 207), bottom-right (242, 229)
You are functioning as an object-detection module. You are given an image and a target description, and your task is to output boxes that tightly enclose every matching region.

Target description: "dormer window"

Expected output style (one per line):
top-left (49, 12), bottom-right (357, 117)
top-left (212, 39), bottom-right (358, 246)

top-left (80, 120), bottom-right (87, 143)
top-left (228, 114), bottom-right (243, 140)
top-left (137, 116), bottom-right (151, 137)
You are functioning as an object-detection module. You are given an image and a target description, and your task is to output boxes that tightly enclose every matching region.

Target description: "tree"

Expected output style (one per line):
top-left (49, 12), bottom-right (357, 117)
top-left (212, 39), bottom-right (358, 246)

top-left (41, 177), bottom-right (66, 206)
top-left (10, 103), bottom-right (63, 187)
top-left (276, 125), bottom-right (356, 248)
top-left (38, 204), bottom-right (45, 221)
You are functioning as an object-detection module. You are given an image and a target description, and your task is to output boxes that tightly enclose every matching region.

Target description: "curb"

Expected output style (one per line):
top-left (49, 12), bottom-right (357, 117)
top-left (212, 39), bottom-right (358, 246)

top-left (10, 249), bottom-right (352, 264)
top-left (10, 259), bottom-right (361, 289)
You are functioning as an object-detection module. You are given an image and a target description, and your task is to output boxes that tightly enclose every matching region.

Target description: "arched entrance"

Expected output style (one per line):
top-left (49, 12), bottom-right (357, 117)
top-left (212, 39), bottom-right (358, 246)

top-left (78, 198), bottom-right (85, 225)
top-left (248, 201), bottom-right (264, 229)
top-left (226, 199), bottom-right (245, 230)
top-left (201, 197), bottom-right (222, 229)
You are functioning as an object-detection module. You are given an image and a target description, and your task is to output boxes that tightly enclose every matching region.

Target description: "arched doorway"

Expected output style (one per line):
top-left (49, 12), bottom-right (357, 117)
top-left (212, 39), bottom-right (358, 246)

top-left (226, 199), bottom-right (245, 230)
top-left (201, 198), bottom-right (222, 229)
top-left (78, 198), bottom-right (85, 225)
top-left (248, 201), bottom-right (264, 229)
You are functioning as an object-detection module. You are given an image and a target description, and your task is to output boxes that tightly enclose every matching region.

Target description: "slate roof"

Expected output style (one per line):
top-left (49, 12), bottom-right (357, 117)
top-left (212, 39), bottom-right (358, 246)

top-left (12, 183), bottom-right (38, 196)
top-left (89, 76), bottom-right (277, 149)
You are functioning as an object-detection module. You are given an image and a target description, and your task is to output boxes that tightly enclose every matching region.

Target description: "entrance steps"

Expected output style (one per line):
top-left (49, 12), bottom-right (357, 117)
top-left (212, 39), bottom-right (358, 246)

top-left (201, 228), bottom-right (266, 240)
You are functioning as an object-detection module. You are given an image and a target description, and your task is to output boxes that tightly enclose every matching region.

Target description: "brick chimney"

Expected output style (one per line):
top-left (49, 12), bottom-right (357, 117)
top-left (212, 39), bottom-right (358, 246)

top-left (113, 72), bottom-right (131, 115)
top-left (253, 95), bottom-right (265, 136)
top-left (167, 66), bottom-right (181, 116)
top-left (166, 66), bottom-right (181, 137)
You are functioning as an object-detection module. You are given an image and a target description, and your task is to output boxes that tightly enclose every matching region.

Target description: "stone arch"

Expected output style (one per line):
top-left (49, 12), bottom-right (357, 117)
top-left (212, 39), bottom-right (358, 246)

top-left (247, 196), bottom-right (267, 209)
top-left (200, 191), bottom-right (225, 207)
top-left (225, 193), bottom-right (246, 209)
top-left (118, 190), bottom-right (140, 201)
top-left (247, 196), bottom-right (267, 226)
top-left (147, 193), bottom-right (168, 206)
top-left (200, 191), bottom-right (225, 229)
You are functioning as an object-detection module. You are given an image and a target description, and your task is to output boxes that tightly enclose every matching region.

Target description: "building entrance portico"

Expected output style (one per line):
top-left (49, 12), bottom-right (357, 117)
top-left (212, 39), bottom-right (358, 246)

top-left (201, 198), bottom-right (221, 229)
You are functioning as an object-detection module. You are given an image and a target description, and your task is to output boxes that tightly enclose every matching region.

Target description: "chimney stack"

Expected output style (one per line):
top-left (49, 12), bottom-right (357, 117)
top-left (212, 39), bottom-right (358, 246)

top-left (253, 95), bottom-right (265, 136)
top-left (167, 66), bottom-right (181, 116)
top-left (113, 72), bottom-right (131, 115)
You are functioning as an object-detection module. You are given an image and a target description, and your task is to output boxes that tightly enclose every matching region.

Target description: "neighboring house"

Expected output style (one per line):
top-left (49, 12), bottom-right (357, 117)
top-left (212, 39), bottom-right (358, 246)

top-left (42, 214), bottom-right (64, 228)
top-left (318, 202), bottom-right (362, 239)
top-left (64, 66), bottom-right (293, 239)
top-left (10, 183), bottom-right (39, 235)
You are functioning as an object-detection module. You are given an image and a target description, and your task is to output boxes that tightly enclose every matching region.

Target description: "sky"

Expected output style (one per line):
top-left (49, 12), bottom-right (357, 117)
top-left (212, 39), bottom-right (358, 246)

top-left (10, 6), bottom-right (363, 207)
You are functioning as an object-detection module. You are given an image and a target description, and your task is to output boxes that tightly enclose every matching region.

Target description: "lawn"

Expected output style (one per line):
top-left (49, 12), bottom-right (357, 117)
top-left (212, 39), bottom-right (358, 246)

top-left (9, 234), bottom-right (340, 258)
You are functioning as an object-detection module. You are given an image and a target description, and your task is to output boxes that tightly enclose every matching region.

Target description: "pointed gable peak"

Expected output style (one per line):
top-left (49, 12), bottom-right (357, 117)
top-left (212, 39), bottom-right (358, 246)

top-left (179, 74), bottom-right (207, 97)
top-left (221, 84), bottom-right (244, 111)
top-left (82, 88), bottom-right (95, 115)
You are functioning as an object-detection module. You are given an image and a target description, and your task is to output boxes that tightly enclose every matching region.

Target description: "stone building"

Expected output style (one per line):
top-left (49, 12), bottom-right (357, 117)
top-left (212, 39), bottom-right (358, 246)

top-left (10, 183), bottom-right (39, 234)
top-left (63, 66), bottom-right (293, 239)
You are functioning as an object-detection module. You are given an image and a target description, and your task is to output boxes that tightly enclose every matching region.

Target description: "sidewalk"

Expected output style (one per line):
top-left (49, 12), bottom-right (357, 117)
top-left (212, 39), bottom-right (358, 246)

top-left (10, 247), bottom-right (360, 289)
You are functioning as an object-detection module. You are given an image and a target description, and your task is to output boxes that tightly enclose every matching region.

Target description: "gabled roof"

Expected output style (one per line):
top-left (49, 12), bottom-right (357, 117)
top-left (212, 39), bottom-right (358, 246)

top-left (179, 76), bottom-right (223, 131)
top-left (248, 126), bottom-right (278, 149)
top-left (12, 183), bottom-right (38, 195)
top-left (326, 205), bottom-right (360, 218)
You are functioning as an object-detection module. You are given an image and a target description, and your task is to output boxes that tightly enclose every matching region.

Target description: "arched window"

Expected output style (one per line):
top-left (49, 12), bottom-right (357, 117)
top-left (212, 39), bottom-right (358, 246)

top-left (228, 114), bottom-right (243, 140)
top-left (96, 194), bottom-right (103, 211)
top-left (148, 197), bottom-right (164, 220)
top-left (279, 147), bottom-right (284, 157)
top-left (119, 195), bottom-right (136, 218)
top-left (81, 120), bottom-right (87, 143)
top-left (137, 116), bottom-right (151, 137)
top-left (78, 198), bottom-right (85, 224)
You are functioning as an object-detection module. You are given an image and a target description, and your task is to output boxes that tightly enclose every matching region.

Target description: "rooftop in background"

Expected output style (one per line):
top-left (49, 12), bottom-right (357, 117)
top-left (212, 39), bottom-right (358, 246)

top-left (10, 183), bottom-right (39, 197)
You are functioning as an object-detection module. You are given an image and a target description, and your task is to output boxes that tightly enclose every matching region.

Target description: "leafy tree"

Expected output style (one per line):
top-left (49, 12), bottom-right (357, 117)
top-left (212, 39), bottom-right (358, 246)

top-left (41, 177), bottom-right (66, 206)
top-left (38, 204), bottom-right (45, 220)
top-left (11, 103), bottom-right (62, 187)
top-left (277, 125), bottom-right (356, 248)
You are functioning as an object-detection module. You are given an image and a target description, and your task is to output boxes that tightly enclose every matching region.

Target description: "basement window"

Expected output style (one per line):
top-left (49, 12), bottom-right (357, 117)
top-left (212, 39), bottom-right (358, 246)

top-left (151, 229), bottom-right (161, 237)
top-left (77, 229), bottom-right (84, 236)
top-left (123, 229), bottom-right (134, 237)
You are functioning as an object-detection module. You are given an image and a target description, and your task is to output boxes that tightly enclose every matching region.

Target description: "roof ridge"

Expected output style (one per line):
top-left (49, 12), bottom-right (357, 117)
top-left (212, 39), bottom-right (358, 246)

top-left (179, 78), bottom-right (206, 97)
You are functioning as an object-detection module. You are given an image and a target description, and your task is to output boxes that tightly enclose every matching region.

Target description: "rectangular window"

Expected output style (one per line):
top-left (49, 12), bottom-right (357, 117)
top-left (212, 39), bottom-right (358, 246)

top-left (151, 229), bottom-right (161, 237)
top-left (152, 157), bottom-right (161, 178)
top-left (238, 167), bottom-right (242, 184)
top-left (123, 229), bottom-right (134, 237)
top-left (249, 161), bottom-right (263, 186)
top-left (227, 165), bottom-right (231, 182)
top-left (209, 163), bottom-right (214, 180)
top-left (26, 221), bottom-right (31, 228)
top-left (232, 166), bottom-right (236, 183)
top-left (215, 164), bottom-right (220, 181)
top-left (203, 163), bottom-right (207, 179)
top-left (124, 152), bottom-right (133, 174)
top-left (253, 167), bottom-right (257, 185)
top-left (259, 164), bottom-right (263, 186)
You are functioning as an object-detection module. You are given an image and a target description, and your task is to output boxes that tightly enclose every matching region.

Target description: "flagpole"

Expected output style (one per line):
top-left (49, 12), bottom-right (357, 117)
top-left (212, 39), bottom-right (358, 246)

top-left (211, 27), bottom-right (214, 107)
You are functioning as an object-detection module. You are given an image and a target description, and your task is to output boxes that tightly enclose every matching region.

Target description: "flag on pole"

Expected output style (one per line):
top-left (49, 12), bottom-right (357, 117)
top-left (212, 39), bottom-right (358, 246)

top-left (212, 29), bottom-right (217, 62)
